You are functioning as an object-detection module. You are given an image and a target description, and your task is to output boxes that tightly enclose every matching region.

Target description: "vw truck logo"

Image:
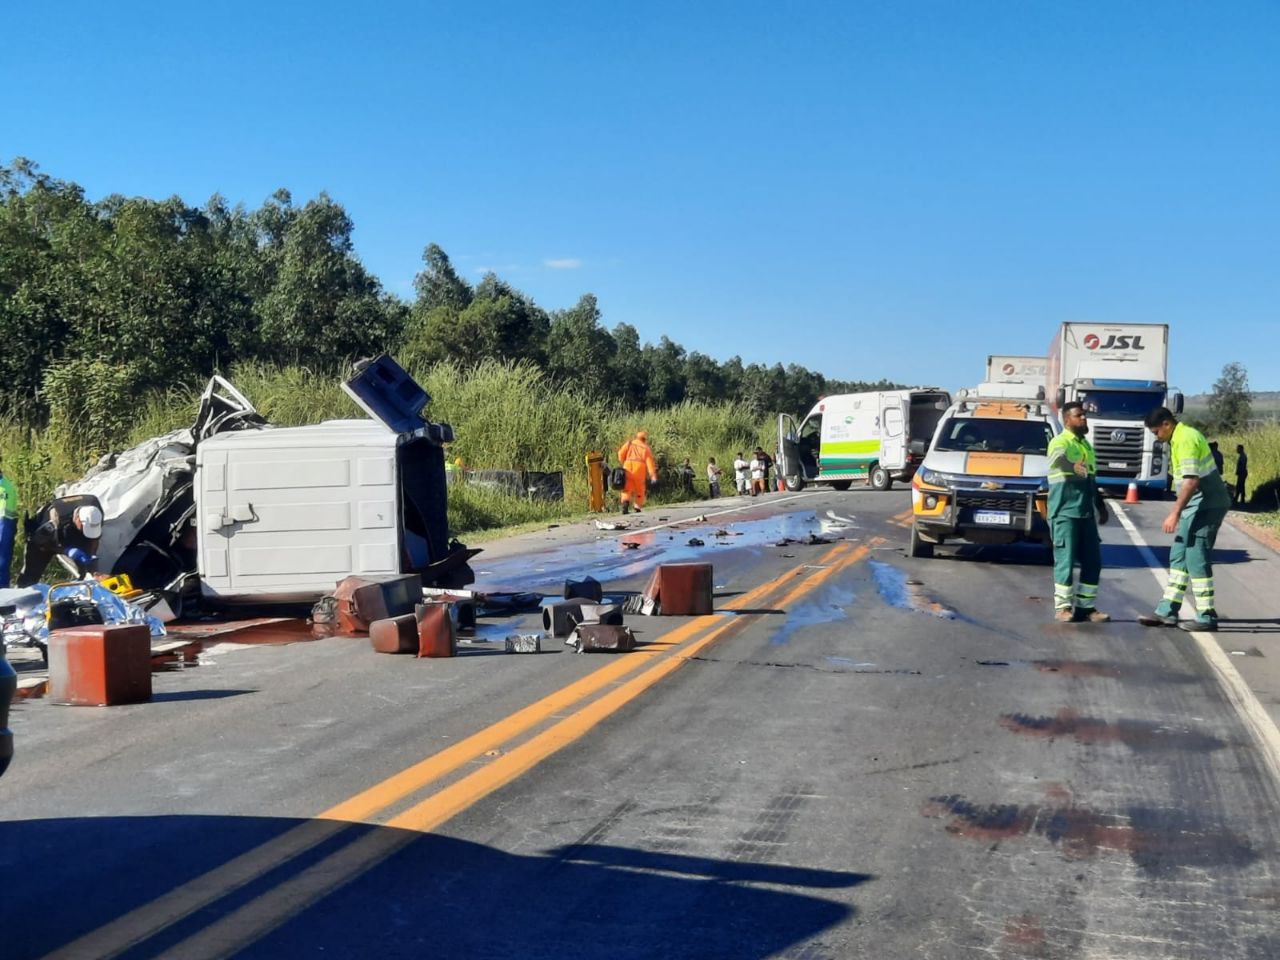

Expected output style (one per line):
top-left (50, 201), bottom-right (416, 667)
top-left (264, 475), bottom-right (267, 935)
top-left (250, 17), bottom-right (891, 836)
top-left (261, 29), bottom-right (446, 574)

top-left (1110, 429), bottom-right (1127, 443)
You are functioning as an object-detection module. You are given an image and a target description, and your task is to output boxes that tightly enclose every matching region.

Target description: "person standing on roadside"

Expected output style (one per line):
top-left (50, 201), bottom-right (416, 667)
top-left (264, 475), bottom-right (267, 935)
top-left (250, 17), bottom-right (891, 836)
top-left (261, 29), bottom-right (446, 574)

top-left (733, 452), bottom-right (750, 496)
top-left (1045, 402), bottom-right (1110, 623)
top-left (0, 462), bottom-right (17, 587)
top-left (1139, 408), bottom-right (1231, 632)
top-left (1234, 444), bottom-right (1249, 506)
top-left (707, 457), bottom-right (722, 499)
top-left (1210, 441), bottom-right (1225, 475)
top-left (616, 431), bottom-right (658, 515)
top-left (749, 450), bottom-right (765, 496)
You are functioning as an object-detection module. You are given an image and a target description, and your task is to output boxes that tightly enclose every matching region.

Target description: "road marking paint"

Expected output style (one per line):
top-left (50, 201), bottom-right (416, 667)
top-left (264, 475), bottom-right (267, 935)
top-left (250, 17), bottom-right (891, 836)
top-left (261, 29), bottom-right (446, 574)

top-left (155, 540), bottom-right (876, 960)
top-left (609, 491), bottom-right (822, 537)
top-left (42, 542), bottom-right (853, 960)
top-left (826, 509), bottom-right (856, 524)
top-left (1112, 503), bottom-right (1280, 789)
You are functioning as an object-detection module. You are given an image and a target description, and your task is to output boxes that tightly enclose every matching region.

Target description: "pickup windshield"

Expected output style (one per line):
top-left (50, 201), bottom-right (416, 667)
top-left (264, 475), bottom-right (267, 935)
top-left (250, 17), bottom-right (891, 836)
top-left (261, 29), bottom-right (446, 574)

top-left (934, 418), bottom-right (1054, 455)
top-left (1078, 390), bottom-right (1165, 419)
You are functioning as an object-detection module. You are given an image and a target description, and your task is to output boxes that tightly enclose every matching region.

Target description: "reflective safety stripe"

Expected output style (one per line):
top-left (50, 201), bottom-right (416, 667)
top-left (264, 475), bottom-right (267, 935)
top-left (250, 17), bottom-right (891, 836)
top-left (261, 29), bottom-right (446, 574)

top-left (1191, 577), bottom-right (1215, 610)
top-left (1076, 582), bottom-right (1098, 610)
top-left (1054, 582), bottom-right (1074, 610)
top-left (1163, 569), bottom-right (1189, 603)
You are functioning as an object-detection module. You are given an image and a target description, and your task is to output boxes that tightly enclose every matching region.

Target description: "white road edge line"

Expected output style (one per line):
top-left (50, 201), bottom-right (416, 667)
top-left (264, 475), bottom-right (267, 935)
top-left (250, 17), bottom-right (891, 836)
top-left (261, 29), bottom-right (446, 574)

top-left (610, 491), bottom-right (823, 537)
top-left (1111, 502), bottom-right (1280, 790)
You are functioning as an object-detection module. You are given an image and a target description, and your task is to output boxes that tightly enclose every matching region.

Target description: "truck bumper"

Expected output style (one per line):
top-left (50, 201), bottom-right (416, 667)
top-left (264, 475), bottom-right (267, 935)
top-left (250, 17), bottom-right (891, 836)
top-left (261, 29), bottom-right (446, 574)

top-left (913, 488), bottom-right (1050, 544)
top-left (1096, 476), bottom-right (1167, 489)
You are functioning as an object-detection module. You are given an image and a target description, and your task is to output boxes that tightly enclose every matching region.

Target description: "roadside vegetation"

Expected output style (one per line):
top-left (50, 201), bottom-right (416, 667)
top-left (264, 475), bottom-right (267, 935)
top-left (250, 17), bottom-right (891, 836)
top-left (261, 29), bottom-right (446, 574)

top-left (1218, 423), bottom-right (1280, 533)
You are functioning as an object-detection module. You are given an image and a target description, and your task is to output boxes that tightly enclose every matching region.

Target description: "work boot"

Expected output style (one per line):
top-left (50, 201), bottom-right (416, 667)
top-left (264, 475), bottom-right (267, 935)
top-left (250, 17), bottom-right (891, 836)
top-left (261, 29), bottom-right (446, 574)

top-left (1138, 612), bottom-right (1178, 627)
top-left (1179, 612), bottom-right (1219, 633)
top-left (1076, 608), bottom-right (1111, 623)
top-left (622, 502), bottom-right (630, 515)
top-left (1054, 608), bottom-right (1075, 623)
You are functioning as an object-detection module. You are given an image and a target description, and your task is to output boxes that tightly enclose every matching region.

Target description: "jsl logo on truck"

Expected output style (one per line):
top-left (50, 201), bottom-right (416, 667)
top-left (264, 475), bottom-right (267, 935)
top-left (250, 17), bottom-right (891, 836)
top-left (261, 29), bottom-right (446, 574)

top-left (1083, 333), bottom-right (1145, 350)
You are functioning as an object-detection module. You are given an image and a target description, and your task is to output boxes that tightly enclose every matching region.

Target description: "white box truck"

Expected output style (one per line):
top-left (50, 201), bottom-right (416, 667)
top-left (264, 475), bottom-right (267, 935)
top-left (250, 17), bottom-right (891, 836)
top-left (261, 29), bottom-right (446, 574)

top-left (196, 355), bottom-right (472, 605)
top-left (778, 389), bottom-right (951, 492)
top-left (986, 355), bottom-right (1048, 392)
top-left (1046, 323), bottom-right (1182, 493)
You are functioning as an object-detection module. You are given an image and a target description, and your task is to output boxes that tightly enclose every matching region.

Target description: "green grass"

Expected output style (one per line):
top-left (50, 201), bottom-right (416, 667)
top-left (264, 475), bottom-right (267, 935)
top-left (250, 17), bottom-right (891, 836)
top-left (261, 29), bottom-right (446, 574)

top-left (1218, 423), bottom-right (1280, 532)
top-left (2, 359), bottom-right (768, 564)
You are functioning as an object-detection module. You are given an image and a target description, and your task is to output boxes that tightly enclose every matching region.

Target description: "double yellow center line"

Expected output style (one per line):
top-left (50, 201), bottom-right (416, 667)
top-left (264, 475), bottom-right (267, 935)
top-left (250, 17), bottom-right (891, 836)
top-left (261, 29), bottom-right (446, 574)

top-left (46, 539), bottom-right (875, 960)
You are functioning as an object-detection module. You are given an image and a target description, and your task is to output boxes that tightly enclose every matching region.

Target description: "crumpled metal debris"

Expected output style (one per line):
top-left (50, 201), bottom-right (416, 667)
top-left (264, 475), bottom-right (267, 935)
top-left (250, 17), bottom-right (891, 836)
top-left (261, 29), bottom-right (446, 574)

top-left (505, 634), bottom-right (542, 653)
top-left (1, 580), bottom-right (167, 657)
top-left (565, 623), bottom-right (637, 653)
top-left (594, 519), bottom-right (626, 531)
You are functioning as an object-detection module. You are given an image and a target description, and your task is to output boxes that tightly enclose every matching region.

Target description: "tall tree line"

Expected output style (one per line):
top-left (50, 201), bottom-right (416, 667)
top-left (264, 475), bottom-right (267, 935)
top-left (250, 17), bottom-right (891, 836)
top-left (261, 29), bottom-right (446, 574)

top-left (1, 160), bottom-right (898, 422)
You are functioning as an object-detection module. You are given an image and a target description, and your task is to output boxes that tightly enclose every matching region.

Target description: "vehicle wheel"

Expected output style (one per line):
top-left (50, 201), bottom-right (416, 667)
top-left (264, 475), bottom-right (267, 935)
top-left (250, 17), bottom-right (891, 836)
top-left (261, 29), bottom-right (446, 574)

top-left (869, 464), bottom-right (890, 491)
top-left (909, 524), bottom-right (934, 559)
top-left (784, 474), bottom-right (805, 492)
top-left (829, 479), bottom-right (853, 491)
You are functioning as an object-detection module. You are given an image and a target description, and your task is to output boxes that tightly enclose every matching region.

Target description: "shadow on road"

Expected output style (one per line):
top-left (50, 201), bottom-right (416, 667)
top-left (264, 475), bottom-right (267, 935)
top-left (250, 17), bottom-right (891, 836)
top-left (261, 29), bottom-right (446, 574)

top-left (1, 815), bottom-right (872, 960)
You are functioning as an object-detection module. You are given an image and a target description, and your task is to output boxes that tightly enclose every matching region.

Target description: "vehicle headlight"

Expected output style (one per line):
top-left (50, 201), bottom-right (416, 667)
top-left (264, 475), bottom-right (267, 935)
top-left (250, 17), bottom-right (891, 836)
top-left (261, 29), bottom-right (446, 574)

top-left (917, 467), bottom-right (944, 487)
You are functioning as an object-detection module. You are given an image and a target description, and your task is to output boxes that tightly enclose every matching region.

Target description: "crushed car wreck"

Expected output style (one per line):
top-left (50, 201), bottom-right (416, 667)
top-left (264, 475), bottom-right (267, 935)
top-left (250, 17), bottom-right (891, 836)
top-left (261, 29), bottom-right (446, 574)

top-left (21, 355), bottom-right (475, 614)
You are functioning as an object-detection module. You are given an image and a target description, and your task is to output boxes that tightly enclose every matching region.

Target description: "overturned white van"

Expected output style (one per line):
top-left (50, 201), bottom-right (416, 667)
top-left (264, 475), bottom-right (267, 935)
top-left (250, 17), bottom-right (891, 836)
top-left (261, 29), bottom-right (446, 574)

top-left (196, 355), bottom-right (472, 605)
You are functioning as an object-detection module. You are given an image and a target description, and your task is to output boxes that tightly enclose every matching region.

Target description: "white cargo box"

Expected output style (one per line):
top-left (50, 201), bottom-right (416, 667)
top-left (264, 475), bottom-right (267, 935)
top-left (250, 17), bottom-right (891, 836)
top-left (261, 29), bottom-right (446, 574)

top-left (195, 356), bottom-right (459, 604)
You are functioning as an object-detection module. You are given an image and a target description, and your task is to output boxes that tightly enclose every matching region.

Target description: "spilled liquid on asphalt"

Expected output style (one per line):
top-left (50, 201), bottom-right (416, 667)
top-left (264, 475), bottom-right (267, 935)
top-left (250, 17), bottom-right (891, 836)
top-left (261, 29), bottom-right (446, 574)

top-left (869, 560), bottom-right (957, 619)
top-left (473, 510), bottom-right (848, 591)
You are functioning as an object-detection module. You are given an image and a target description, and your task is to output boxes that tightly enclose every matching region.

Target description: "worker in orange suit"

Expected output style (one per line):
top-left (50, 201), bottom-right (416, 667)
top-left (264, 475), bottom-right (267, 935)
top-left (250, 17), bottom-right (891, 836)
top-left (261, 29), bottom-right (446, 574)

top-left (617, 430), bottom-right (658, 514)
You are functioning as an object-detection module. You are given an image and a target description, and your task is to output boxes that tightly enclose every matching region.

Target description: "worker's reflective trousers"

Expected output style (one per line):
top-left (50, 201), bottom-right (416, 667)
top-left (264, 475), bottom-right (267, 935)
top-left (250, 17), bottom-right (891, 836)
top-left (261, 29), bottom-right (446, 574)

top-left (1157, 501), bottom-right (1228, 616)
top-left (1052, 516), bottom-right (1101, 612)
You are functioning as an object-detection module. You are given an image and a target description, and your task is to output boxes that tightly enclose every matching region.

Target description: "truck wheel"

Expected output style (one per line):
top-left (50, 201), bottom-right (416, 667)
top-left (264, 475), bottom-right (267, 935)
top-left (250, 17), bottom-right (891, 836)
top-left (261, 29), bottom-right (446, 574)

top-left (909, 524), bottom-right (934, 559)
top-left (784, 474), bottom-right (805, 492)
top-left (869, 464), bottom-right (891, 491)
top-left (829, 479), bottom-right (852, 491)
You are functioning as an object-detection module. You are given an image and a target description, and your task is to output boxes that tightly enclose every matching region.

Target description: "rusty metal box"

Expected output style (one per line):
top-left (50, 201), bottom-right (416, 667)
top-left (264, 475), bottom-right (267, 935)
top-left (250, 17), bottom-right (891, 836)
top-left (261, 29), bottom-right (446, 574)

top-left (369, 614), bottom-right (419, 654)
top-left (656, 563), bottom-right (714, 616)
top-left (48, 624), bottom-right (152, 706)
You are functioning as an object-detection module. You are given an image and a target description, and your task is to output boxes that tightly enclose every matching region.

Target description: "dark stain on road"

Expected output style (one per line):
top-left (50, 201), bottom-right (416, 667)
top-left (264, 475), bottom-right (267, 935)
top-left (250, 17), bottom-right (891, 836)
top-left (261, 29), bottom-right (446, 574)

top-left (923, 795), bottom-right (1258, 876)
top-left (973, 657), bottom-right (1201, 685)
top-left (1001, 914), bottom-right (1048, 959)
top-left (999, 709), bottom-right (1228, 752)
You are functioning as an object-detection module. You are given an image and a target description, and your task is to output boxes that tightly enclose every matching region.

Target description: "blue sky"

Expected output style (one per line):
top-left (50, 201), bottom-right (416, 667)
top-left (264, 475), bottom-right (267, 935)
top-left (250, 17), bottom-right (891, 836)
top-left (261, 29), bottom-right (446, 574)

top-left (4, 1), bottom-right (1277, 394)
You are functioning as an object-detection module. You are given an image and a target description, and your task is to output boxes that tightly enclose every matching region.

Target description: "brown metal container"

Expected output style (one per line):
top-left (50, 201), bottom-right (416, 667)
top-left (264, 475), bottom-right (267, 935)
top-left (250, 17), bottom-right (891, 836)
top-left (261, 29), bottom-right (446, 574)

top-left (48, 624), bottom-right (152, 706)
top-left (416, 603), bottom-right (457, 658)
top-left (369, 614), bottom-right (419, 654)
top-left (656, 563), bottom-right (714, 616)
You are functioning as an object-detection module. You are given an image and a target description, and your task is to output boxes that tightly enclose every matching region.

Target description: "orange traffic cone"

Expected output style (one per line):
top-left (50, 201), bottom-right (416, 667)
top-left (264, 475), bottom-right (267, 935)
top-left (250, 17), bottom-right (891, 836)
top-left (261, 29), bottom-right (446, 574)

top-left (1125, 482), bottom-right (1140, 503)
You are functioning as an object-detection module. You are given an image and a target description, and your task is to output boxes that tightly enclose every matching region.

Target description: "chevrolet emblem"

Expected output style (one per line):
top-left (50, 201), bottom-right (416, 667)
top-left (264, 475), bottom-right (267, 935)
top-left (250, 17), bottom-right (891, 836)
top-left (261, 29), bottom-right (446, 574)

top-left (981, 481), bottom-right (1002, 490)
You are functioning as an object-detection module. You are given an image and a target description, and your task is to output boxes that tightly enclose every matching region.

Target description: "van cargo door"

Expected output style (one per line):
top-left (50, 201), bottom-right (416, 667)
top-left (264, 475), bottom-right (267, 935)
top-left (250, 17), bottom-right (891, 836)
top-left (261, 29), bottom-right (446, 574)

top-left (880, 399), bottom-right (907, 470)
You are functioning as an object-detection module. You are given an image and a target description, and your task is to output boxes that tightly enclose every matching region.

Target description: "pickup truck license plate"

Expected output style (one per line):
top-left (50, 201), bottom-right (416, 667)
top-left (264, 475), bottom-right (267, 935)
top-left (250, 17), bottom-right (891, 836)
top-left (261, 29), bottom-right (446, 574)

top-left (974, 510), bottom-right (1012, 525)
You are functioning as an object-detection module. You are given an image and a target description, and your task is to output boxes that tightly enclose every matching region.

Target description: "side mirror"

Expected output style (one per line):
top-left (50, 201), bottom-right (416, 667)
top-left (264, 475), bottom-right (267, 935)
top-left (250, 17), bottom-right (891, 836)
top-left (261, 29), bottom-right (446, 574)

top-left (1173, 393), bottom-right (1185, 414)
top-left (1055, 387), bottom-right (1066, 409)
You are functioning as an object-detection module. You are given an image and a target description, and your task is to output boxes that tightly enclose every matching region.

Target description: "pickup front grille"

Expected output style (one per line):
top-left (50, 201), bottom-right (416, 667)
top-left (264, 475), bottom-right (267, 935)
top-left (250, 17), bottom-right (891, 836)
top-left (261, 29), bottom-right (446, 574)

top-left (956, 491), bottom-right (1032, 511)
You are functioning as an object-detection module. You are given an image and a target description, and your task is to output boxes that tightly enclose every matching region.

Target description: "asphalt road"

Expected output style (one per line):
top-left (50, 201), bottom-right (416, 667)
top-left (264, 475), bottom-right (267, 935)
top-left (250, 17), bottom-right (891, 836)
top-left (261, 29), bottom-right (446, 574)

top-left (3, 488), bottom-right (1278, 959)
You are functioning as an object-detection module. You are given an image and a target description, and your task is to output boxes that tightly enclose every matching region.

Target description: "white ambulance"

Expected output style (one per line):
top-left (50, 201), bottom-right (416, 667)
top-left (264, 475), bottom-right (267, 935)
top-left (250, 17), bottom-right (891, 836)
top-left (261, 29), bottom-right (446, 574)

top-left (777, 389), bottom-right (951, 492)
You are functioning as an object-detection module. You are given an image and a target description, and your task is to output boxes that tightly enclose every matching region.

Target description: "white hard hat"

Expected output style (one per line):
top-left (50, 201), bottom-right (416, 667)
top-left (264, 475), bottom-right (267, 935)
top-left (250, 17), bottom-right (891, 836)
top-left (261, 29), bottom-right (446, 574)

top-left (75, 505), bottom-right (103, 539)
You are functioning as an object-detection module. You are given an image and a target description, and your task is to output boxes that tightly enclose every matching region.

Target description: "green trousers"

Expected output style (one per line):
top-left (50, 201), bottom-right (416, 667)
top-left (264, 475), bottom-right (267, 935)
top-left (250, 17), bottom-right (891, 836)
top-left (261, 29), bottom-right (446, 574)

top-left (1157, 502), bottom-right (1228, 616)
top-left (1051, 516), bottom-right (1101, 611)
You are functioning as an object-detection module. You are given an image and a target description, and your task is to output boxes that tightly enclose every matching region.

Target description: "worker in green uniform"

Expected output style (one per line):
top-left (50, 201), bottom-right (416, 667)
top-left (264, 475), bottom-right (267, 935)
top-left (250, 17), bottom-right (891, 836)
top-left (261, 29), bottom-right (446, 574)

top-left (0, 462), bottom-right (17, 587)
top-left (1046, 401), bottom-right (1111, 622)
top-left (1139, 407), bottom-right (1231, 632)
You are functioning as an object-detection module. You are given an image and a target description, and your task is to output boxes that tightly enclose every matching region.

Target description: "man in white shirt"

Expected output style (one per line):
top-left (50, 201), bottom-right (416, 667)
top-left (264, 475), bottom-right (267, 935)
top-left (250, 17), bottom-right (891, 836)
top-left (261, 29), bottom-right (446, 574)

top-left (733, 453), bottom-right (750, 495)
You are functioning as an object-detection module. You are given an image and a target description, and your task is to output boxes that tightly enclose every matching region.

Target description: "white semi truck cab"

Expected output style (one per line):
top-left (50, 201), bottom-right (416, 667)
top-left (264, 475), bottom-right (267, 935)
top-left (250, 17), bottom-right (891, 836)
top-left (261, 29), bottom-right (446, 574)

top-left (1046, 323), bottom-right (1183, 493)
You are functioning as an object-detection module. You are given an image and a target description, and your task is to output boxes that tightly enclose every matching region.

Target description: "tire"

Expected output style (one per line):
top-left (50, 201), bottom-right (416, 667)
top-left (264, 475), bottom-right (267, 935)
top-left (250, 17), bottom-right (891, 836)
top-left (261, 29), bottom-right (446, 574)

top-left (869, 463), bottom-right (891, 491)
top-left (909, 523), bottom-right (934, 559)
top-left (784, 474), bottom-right (805, 492)
top-left (829, 479), bottom-right (853, 491)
